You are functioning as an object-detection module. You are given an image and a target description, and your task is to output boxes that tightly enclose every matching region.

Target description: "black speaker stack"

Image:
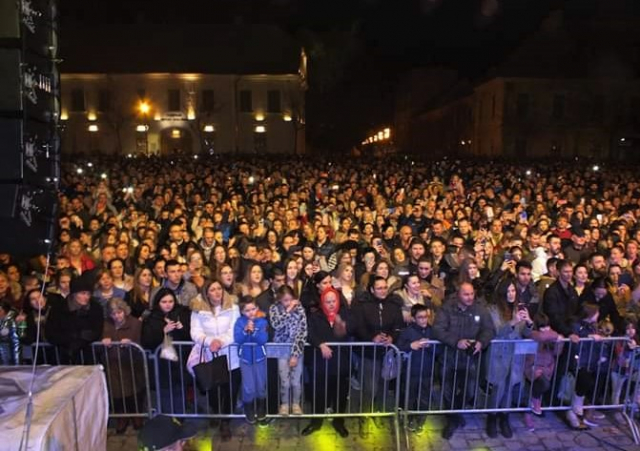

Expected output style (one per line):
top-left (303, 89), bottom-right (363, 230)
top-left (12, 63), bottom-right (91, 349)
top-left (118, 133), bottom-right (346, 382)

top-left (0, 0), bottom-right (60, 257)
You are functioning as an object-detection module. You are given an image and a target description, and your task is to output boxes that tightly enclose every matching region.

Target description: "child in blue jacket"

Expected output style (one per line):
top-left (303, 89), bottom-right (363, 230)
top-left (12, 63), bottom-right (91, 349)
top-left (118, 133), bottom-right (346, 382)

top-left (234, 297), bottom-right (269, 424)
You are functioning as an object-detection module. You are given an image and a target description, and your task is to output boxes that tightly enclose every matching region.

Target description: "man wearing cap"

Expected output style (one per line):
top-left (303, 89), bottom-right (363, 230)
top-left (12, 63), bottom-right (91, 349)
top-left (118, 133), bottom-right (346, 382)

top-left (47, 273), bottom-right (103, 364)
top-left (138, 415), bottom-right (198, 451)
top-left (563, 227), bottom-right (591, 264)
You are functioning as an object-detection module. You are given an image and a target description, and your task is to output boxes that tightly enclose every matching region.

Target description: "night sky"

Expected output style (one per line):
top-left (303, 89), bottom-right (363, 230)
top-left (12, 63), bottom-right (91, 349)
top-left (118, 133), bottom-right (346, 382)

top-left (59, 0), bottom-right (629, 151)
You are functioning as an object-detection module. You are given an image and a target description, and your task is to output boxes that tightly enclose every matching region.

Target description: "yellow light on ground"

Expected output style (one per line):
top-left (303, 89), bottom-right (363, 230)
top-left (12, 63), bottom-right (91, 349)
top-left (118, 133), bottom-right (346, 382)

top-left (171, 129), bottom-right (181, 139)
top-left (255, 113), bottom-right (265, 121)
top-left (87, 112), bottom-right (97, 121)
top-left (60, 111), bottom-right (68, 121)
top-left (88, 124), bottom-right (98, 132)
top-left (139, 101), bottom-right (150, 114)
top-left (255, 125), bottom-right (266, 133)
top-left (283, 114), bottom-right (293, 122)
top-left (136, 125), bottom-right (147, 132)
top-left (203, 125), bottom-right (215, 132)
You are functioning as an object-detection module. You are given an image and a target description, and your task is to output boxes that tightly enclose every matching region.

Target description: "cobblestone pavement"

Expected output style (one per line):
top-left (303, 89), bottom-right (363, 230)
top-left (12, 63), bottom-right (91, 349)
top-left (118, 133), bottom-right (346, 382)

top-left (108, 411), bottom-right (639, 451)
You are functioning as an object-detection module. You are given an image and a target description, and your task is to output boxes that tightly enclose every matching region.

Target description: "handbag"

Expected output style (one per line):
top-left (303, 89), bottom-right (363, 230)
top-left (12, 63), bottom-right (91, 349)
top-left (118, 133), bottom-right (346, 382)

top-left (159, 333), bottom-right (178, 362)
top-left (381, 348), bottom-right (398, 381)
top-left (193, 340), bottom-right (230, 392)
top-left (557, 372), bottom-right (576, 403)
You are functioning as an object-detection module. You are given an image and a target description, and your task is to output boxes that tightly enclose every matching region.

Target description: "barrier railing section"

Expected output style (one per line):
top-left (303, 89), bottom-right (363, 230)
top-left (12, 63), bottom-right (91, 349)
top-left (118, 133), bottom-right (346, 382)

top-left (401, 337), bottom-right (639, 414)
top-left (24, 341), bottom-right (152, 419)
top-left (152, 342), bottom-right (402, 418)
top-left (21, 338), bottom-right (640, 448)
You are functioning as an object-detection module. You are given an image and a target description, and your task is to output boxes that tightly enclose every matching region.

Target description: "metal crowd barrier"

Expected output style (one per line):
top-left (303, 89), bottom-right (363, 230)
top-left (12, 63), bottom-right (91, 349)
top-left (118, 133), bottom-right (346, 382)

top-left (24, 341), bottom-right (152, 419)
top-left (20, 338), bottom-right (640, 450)
top-left (400, 337), bottom-right (640, 449)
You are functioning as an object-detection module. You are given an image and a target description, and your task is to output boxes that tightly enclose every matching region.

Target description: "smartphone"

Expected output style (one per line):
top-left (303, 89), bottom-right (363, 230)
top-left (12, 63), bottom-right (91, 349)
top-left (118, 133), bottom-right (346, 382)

top-left (504, 252), bottom-right (513, 262)
top-left (596, 214), bottom-right (603, 222)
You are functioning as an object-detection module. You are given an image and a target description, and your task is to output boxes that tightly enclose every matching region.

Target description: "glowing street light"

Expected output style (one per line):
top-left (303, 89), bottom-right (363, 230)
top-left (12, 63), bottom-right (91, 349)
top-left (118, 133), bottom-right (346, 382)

top-left (139, 101), bottom-right (151, 115)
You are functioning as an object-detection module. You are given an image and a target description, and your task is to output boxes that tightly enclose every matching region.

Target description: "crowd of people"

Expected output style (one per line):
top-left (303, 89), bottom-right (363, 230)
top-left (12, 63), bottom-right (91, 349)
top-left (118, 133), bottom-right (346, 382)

top-left (1, 154), bottom-right (640, 441)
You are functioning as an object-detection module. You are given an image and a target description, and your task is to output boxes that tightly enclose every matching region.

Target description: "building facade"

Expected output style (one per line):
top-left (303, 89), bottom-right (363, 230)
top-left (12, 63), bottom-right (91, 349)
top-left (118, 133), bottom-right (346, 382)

top-left (59, 25), bottom-right (307, 156)
top-left (396, 4), bottom-right (640, 160)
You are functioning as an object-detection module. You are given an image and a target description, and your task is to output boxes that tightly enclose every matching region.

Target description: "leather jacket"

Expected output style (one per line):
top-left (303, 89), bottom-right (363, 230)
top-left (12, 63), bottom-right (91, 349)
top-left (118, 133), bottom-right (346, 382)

top-left (0, 310), bottom-right (21, 365)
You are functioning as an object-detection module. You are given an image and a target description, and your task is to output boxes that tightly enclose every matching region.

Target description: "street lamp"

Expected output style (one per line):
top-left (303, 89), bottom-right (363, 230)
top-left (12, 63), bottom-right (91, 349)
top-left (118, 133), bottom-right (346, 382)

top-left (138, 101), bottom-right (151, 155)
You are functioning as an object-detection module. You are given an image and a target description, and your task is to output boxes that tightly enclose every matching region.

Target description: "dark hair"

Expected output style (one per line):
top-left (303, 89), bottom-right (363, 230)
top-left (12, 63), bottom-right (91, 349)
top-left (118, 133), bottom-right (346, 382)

top-left (515, 260), bottom-right (533, 272)
top-left (165, 259), bottom-right (180, 270)
top-left (581, 302), bottom-right (600, 320)
top-left (410, 303), bottom-right (429, 318)
top-left (151, 288), bottom-right (178, 311)
top-left (533, 312), bottom-right (550, 329)
top-left (402, 272), bottom-right (420, 288)
top-left (239, 295), bottom-right (257, 311)
top-left (590, 276), bottom-right (612, 291)
top-left (367, 275), bottom-right (387, 292)
top-left (276, 285), bottom-right (295, 300)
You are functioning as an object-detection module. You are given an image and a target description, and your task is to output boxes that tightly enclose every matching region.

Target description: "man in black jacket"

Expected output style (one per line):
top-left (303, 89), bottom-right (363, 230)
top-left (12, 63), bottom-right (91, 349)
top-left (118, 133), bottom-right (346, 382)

top-left (542, 259), bottom-right (580, 337)
top-left (47, 274), bottom-right (104, 364)
top-left (433, 282), bottom-right (495, 439)
top-left (352, 276), bottom-right (404, 433)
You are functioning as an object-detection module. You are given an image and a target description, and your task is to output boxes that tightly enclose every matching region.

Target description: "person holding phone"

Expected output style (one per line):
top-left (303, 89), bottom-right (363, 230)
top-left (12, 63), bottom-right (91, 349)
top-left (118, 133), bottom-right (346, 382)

top-left (484, 281), bottom-right (533, 438)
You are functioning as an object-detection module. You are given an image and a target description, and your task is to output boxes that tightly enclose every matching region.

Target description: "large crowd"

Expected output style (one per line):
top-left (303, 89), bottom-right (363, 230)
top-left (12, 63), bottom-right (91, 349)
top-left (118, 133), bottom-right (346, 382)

top-left (1, 154), bottom-right (640, 441)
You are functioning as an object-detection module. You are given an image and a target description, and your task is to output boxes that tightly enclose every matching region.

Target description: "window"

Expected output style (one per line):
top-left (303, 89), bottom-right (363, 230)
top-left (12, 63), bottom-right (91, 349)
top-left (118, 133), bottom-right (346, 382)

top-left (240, 90), bottom-right (252, 112)
top-left (267, 90), bottom-right (281, 113)
top-left (168, 89), bottom-right (181, 112)
top-left (516, 93), bottom-right (529, 119)
top-left (201, 89), bottom-right (215, 112)
top-left (70, 89), bottom-right (85, 111)
top-left (552, 94), bottom-right (565, 119)
top-left (98, 89), bottom-right (111, 112)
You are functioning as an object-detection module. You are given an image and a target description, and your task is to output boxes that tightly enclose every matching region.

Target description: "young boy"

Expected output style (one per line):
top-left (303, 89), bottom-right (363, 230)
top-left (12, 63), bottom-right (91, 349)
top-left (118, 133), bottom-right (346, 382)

top-left (234, 296), bottom-right (270, 424)
top-left (397, 304), bottom-right (434, 432)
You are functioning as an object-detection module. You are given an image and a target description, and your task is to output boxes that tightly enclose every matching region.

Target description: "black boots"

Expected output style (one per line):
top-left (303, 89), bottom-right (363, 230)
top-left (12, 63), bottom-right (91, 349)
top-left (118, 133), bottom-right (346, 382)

top-left (498, 413), bottom-right (513, 438)
top-left (486, 414), bottom-right (498, 438)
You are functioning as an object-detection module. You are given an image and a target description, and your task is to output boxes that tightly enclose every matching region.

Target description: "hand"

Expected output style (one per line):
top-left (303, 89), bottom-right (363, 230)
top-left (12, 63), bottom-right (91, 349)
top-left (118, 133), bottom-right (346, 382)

top-left (174, 321), bottom-right (183, 330)
top-left (457, 339), bottom-right (471, 350)
top-left (534, 368), bottom-right (544, 379)
top-left (473, 341), bottom-right (482, 355)
top-left (289, 356), bottom-right (298, 367)
top-left (101, 338), bottom-right (112, 346)
top-left (120, 338), bottom-right (131, 344)
top-left (628, 340), bottom-right (638, 350)
top-left (569, 334), bottom-right (580, 344)
top-left (286, 299), bottom-right (300, 313)
top-left (319, 343), bottom-right (333, 359)
top-left (410, 339), bottom-right (428, 351)
top-left (589, 334), bottom-right (603, 342)
top-left (518, 308), bottom-right (532, 324)
top-left (164, 319), bottom-right (178, 333)
top-left (209, 339), bottom-right (222, 352)
top-left (245, 320), bottom-right (255, 333)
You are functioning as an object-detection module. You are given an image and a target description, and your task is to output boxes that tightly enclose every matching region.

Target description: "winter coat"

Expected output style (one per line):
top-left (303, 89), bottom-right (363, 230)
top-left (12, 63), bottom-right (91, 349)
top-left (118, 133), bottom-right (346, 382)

top-left (306, 310), bottom-right (351, 376)
top-left (102, 316), bottom-right (144, 398)
top-left (432, 298), bottom-right (495, 371)
top-left (150, 279), bottom-right (198, 309)
top-left (542, 280), bottom-right (580, 336)
top-left (141, 304), bottom-right (192, 351)
top-left (47, 297), bottom-right (104, 364)
top-left (233, 316), bottom-right (269, 364)
top-left (397, 322), bottom-right (435, 377)
top-left (569, 320), bottom-right (611, 372)
top-left (187, 295), bottom-right (240, 374)
top-left (269, 302), bottom-right (308, 358)
top-left (524, 333), bottom-right (564, 382)
top-left (0, 310), bottom-right (20, 365)
top-left (484, 305), bottom-right (532, 386)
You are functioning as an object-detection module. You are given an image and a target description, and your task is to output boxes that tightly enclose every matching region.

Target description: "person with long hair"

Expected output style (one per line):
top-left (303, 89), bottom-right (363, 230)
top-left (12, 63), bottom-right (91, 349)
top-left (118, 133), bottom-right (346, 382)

top-left (332, 262), bottom-right (356, 307)
top-left (574, 263), bottom-right (590, 298)
top-left (240, 263), bottom-right (269, 299)
top-left (125, 267), bottom-right (154, 319)
top-left (109, 257), bottom-right (134, 292)
top-left (283, 258), bottom-right (303, 298)
top-left (187, 279), bottom-right (240, 441)
top-left (208, 244), bottom-right (228, 277)
top-left (66, 238), bottom-right (96, 276)
top-left (484, 280), bottom-right (533, 438)
top-left (396, 273), bottom-right (430, 324)
top-left (142, 288), bottom-right (191, 413)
